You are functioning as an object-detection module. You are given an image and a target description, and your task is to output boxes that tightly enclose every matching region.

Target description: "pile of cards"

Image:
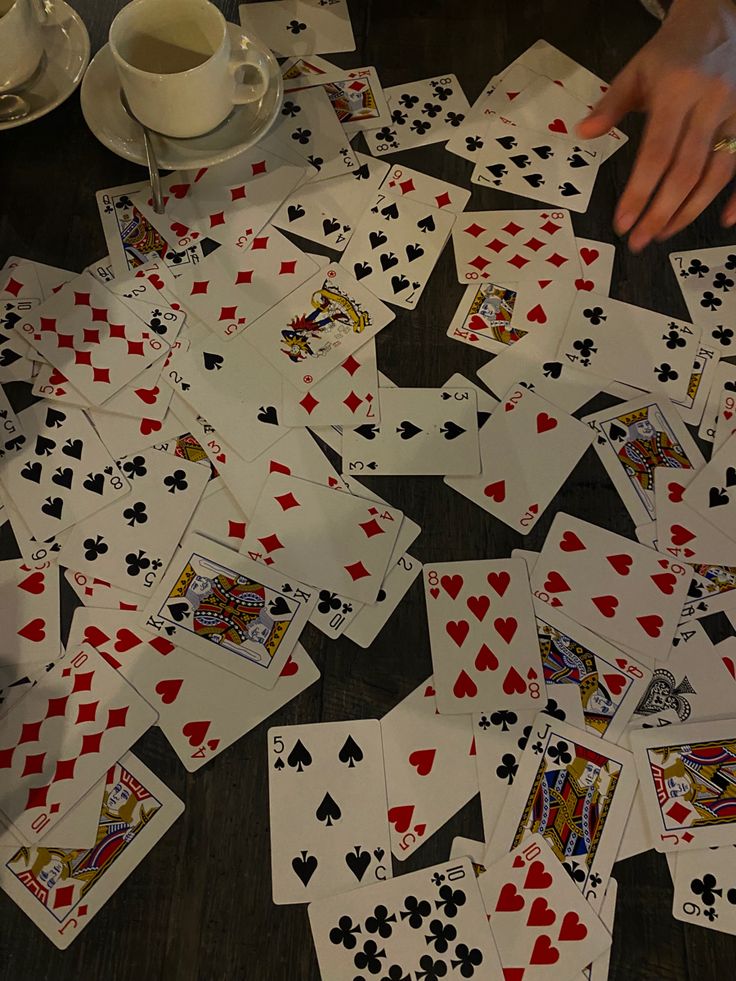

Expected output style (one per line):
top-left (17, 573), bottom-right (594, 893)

top-left (4, 23), bottom-right (736, 980)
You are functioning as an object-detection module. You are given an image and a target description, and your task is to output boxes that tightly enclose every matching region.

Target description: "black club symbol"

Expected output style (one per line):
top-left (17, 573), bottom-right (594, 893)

top-left (122, 455), bottom-right (147, 479)
top-left (573, 337), bottom-right (597, 359)
top-left (687, 259), bottom-right (709, 277)
top-left (699, 291), bottom-right (722, 311)
top-left (116, 195), bottom-right (133, 210)
top-left (307, 154), bottom-right (324, 170)
top-left (432, 85), bottom-right (453, 101)
top-left (416, 954), bottom-right (447, 981)
top-left (466, 136), bottom-right (483, 151)
top-left (391, 109), bottom-right (408, 126)
top-left (704, 907), bottom-right (718, 922)
top-left (654, 363), bottom-right (679, 383)
top-left (381, 967), bottom-right (409, 981)
top-left (398, 93), bottom-right (419, 109)
top-left (422, 101), bottom-right (442, 118)
top-left (376, 126), bottom-right (396, 142)
top-left (564, 860), bottom-right (587, 884)
top-left (365, 905), bottom-right (396, 939)
top-left (518, 725), bottom-right (532, 751)
top-left (400, 895), bottom-right (431, 929)
top-left (446, 111), bottom-right (465, 127)
top-left (354, 939), bottom-right (386, 974)
top-left (426, 918), bottom-right (457, 953)
top-left (83, 535), bottom-right (108, 561)
top-left (411, 119), bottom-right (431, 135)
top-left (341, 602), bottom-right (354, 614)
top-left (286, 19), bottom-right (307, 34)
top-left (329, 915), bottom-right (361, 949)
top-left (123, 501), bottom-right (148, 527)
top-left (532, 740), bottom-right (544, 754)
top-left (477, 714), bottom-right (491, 731)
top-left (589, 872), bottom-right (603, 889)
top-left (725, 254), bottom-right (736, 270)
top-left (163, 469), bottom-right (188, 494)
top-left (125, 551), bottom-right (151, 576)
top-left (663, 328), bottom-right (687, 349)
top-left (431, 872), bottom-right (446, 886)
top-left (491, 709), bottom-right (518, 731)
top-left (148, 310), bottom-right (166, 334)
top-left (317, 590), bottom-right (342, 615)
top-left (435, 885), bottom-right (466, 918)
top-left (496, 752), bottom-right (519, 785)
top-left (547, 740), bottom-right (572, 765)
top-left (281, 100), bottom-right (301, 118)
top-left (451, 943), bottom-right (484, 978)
top-left (691, 874), bottom-right (721, 906)
top-left (291, 127), bottom-right (312, 145)
top-left (728, 888), bottom-right (736, 905)
top-left (713, 325), bottom-right (734, 346)
top-left (583, 306), bottom-right (606, 325)
top-left (543, 698), bottom-right (567, 721)
top-left (713, 272), bottom-right (734, 291)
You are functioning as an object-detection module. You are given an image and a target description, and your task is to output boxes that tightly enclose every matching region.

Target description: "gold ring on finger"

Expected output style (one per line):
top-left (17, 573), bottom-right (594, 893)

top-left (713, 136), bottom-right (736, 154)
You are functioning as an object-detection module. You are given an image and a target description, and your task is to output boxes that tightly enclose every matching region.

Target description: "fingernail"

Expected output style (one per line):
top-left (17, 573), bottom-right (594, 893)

top-left (614, 212), bottom-right (633, 235)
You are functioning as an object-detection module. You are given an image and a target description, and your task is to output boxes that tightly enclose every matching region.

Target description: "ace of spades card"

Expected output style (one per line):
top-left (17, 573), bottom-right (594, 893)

top-left (268, 720), bottom-right (391, 903)
top-left (341, 191), bottom-right (456, 310)
top-left (423, 559), bottom-right (544, 713)
top-left (144, 533), bottom-right (315, 689)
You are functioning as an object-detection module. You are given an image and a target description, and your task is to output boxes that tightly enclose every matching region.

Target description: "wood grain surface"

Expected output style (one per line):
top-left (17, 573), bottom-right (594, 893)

top-left (1, 1), bottom-right (735, 978)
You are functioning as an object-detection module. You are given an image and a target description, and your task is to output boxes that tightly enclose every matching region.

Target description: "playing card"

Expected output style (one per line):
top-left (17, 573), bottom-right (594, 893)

top-left (0, 403), bottom-right (130, 541)
top-left (672, 343), bottom-right (720, 428)
top-left (341, 190), bottom-right (455, 310)
top-left (449, 836), bottom-right (487, 869)
top-left (0, 559), bottom-right (60, 669)
top-left (343, 387), bottom-right (480, 476)
top-left (0, 752), bottom-right (182, 948)
top-left (378, 163), bottom-right (471, 214)
top-left (453, 208), bottom-right (580, 285)
top-left (714, 383), bottom-right (736, 449)
top-left (446, 384), bottom-right (594, 533)
top-left (308, 856), bottom-right (502, 979)
top-left (631, 717), bottom-right (736, 851)
top-left (512, 39), bottom-right (611, 107)
top-left (424, 558), bottom-right (544, 712)
top-left (530, 512), bottom-right (691, 661)
top-left (242, 472), bottom-right (402, 603)
top-left (486, 713), bottom-right (637, 912)
top-left (184, 483), bottom-right (248, 552)
top-left (653, 466), bottom-right (736, 567)
top-left (268, 720), bottom-right (391, 903)
top-left (683, 433), bottom-right (736, 542)
top-left (64, 569), bottom-right (141, 611)
top-left (480, 835), bottom-right (612, 979)
top-left (143, 532), bottom-right (315, 688)
top-left (298, 65), bottom-right (391, 134)
top-left (281, 339), bottom-right (380, 427)
top-left (239, 0), bottom-right (355, 56)
top-left (583, 395), bottom-right (704, 525)
top-left (281, 53), bottom-right (342, 87)
top-left (0, 769), bottom-right (104, 851)
top-left (2, 256), bottom-right (73, 301)
top-left (243, 263), bottom-right (395, 388)
top-left (672, 845), bottom-right (736, 935)
top-left (0, 646), bottom-right (158, 844)
top-left (574, 239), bottom-right (616, 294)
top-left (670, 246), bottom-right (736, 351)
top-left (364, 74), bottom-right (471, 154)
top-left (0, 490), bottom-right (67, 566)
top-left (344, 552), bottom-right (421, 648)
top-left (381, 678), bottom-right (478, 860)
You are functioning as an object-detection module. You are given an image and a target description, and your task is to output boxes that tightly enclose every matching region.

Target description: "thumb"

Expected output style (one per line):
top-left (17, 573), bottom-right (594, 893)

top-left (576, 63), bottom-right (640, 138)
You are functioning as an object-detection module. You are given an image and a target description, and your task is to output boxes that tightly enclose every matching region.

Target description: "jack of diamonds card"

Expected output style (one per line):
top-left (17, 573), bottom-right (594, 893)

top-left (423, 559), bottom-right (544, 713)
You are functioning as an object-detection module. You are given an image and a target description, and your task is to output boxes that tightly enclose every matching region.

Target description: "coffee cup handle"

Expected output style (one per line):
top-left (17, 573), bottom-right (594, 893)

top-left (229, 44), bottom-right (270, 106)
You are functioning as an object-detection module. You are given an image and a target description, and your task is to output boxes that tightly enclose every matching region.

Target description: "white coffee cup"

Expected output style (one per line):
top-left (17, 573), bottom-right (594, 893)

top-left (0, 0), bottom-right (46, 94)
top-left (109, 0), bottom-right (270, 139)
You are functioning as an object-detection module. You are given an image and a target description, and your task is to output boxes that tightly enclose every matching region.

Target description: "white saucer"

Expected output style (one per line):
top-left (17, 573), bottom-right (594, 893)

top-left (80, 24), bottom-right (284, 171)
top-left (0, 0), bottom-right (90, 132)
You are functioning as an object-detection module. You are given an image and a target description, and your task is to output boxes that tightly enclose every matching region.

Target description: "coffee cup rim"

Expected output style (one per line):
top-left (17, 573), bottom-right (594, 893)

top-left (109, 0), bottom-right (227, 79)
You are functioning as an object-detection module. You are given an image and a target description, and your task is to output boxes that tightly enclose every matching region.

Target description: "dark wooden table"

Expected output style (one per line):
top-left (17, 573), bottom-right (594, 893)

top-left (2, 1), bottom-right (736, 978)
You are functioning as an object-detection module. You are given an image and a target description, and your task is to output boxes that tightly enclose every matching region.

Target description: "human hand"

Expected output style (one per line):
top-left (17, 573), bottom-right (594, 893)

top-left (577, 0), bottom-right (736, 251)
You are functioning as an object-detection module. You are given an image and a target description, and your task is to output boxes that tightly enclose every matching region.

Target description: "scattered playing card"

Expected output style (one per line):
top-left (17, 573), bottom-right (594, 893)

top-left (670, 245), bottom-right (736, 351)
top-left (364, 74), bottom-right (471, 154)
top-left (239, 0), bottom-right (356, 56)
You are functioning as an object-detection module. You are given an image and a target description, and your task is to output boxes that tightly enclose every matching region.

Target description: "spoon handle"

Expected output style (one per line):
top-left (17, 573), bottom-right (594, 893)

top-left (142, 127), bottom-right (165, 215)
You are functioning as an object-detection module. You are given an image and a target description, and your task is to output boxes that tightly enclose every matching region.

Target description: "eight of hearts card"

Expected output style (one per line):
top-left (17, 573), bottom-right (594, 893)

top-left (631, 718), bottom-right (736, 852)
top-left (0, 647), bottom-right (158, 844)
top-left (0, 753), bottom-right (183, 949)
top-left (308, 857), bottom-right (503, 980)
top-left (423, 558), bottom-right (544, 713)
top-left (268, 720), bottom-right (392, 904)
top-left (143, 532), bottom-right (316, 689)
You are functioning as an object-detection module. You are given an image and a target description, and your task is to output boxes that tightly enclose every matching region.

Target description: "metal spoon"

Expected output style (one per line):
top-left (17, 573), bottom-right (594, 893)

top-left (0, 93), bottom-right (30, 122)
top-left (120, 89), bottom-right (165, 215)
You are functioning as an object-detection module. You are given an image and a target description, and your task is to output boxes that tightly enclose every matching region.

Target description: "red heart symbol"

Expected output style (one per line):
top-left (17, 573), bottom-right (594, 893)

top-left (83, 625), bottom-right (110, 648)
top-left (388, 804), bottom-right (414, 833)
top-left (531, 935), bottom-right (559, 965)
top-left (559, 910), bottom-right (588, 942)
top-left (496, 882), bottom-right (525, 912)
top-left (49, 368), bottom-right (67, 384)
top-left (723, 656), bottom-right (736, 680)
top-left (512, 855), bottom-right (525, 868)
top-left (429, 587), bottom-right (440, 599)
top-left (726, 409), bottom-right (734, 421)
top-left (603, 672), bottom-right (627, 695)
top-left (668, 481), bottom-right (685, 503)
top-left (475, 643), bottom-right (499, 671)
top-left (544, 571), bottom-right (570, 593)
top-left (503, 969), bottom-right (525, 981)
top-left (441, 574), bottom-right (464, 600)
top-left (453, 669), bottom-right (478, 698)
top-left (525, 861), bottom-right (553, 889)
top-left (579, 247), bottom-right (599, 266)
top-left (468, 314), bottom-right (489, 332)
top-left (446, 620), bottom-right (470, 647)
top-left (526, 303), bottom-right (547, 324)
top-left (149, 274), bottom-right (164, 289)
top-left (607, 553), bottom-right (632, 576)
top-left (134, 386), bottom-right (159, 405)
top-left (671, 524), bottom-right (695, 546)
top-left (140, 418), bottom-right (162, 436)
top-left (208, 738), bottom-right (220, 751)
top-left (484, 479), bottom-right (506, 502)
top-left (169, 183), bottom-right (191, 199)
top-left (536, 412), bottom-right (557, 434)
top-left (467, 594), bottom-right (490, 621)
top-left (414, 823), bottom-right (427, 837)
top-left (424, 685), bottom-right (436, 697)
top-left (18, 571), bottom-right (45, 594)
top-left (170, 221), bottom-right (190, 237)
top-left (638, 614), bottom-right (663, 638)
top-left (151, 637), bottom-right (174, 655)
top-left (487, 571), bottom-right (510, 596)
top-left (182, 720), bottom-right (210, 746)
top-left (409, 748), bottom-right (436, 776)
top-left (651, 572), bottom-right (677, 595)
top-left (592, 594), bottom-right (618, 617)
top-left (502, 666), bottom-right (526, 694)
top-left (115, 628), bottom-right (141, 652)
top-left (18, 618), bottom-right (45, 642)
top-left (495, 617), bottom-right (518, 644)
top-left (560, 531), bottom-right (585, 551)
top-left (280, 656), bottom-right (298, 677)
top-left (155, 679), bottom-right (182, 704)
top-left (574, 278), bottom-right (594, 291)
top-left (528, 896), bottom-right (556, 927)
top-left (548, 117), bottom-right (568, 134)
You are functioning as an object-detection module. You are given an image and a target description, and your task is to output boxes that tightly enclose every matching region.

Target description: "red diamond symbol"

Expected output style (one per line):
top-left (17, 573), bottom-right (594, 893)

top-left (39, 316), bottom-right (57, 332)
top-left (106, 706), bottom-right (129, 729)
top-left (209, 211), bottom-right (226, 228)
top-left (45, 696), bottom-right (68, 719)
top-left (524, 236), bottom-right (544, 252)
top-left (502, 221), bottom-right (524, 236)
top-left (546, 253), bottom-right (569, 268)
top-left (342, 354), bottom-right (361, 376)
top-left (228, 521), bottom-right (247, 540)
top-left (508, 254), bottom-right (530, 270)
top-left (251, 160), bottom-right (267, 175)
top-left (0, 747), bottom-right (14, 768)
top-left (682, 832), bottom-right (694, 843)
top-left (280, 260), bottom-right (297, 275)
top-left (486, 238), bottom-right (506, 254)
top-left (359, 518), bottom-right (385, 538)
top-left (76, 700), bottom-right (98, 724)
top-left (80, 731), bottom-right (103, 755)
top-left (665, 800), bottom-right (692, 824)
top-left (3, 276), bottom-right (22, 297)
top-left (91, 306), bottom-right (108, 322)
top-left (264, 557), bottom-right (274, 565)
top-left (26, 784), bottom-right (50, 810)
top-left (345, 561), bottom-right (371, 582)
top-left (57, 333), bottom-right (75, 349)
top-left (259, 533), bottom-right (284, 555)
top-left (92, 367), bottom-right (111, 384)
top-left (74, 291), bottom-right (91, 306)
top-left (127, 340), bottom-right (145, 356)
top-left (74, 350), bottom-right (92, 366)
top-left (348, 80), bottom-right (365, 92)
top-left (109, 323), bottom-right (126, 338)
top-left (398, 178), bottom-right (416, 194)
top-left (236, 270), bottom-right (254, 285)
top-left (469, 256), bottom-right (491, 272)
top-left (21, 752), bottom-right (46, 777)
top-left (191, 280), bottom-right (209, 295)
top-left (50, 802), bottom-right (60, 814)
top-left (219, 306), bottom-right (238, 321)
top-left (343, 391), bottom-right (363, 414)
top-left (230, 185), bottom-right (247, 202)
top-left (464, 222), bottom-right (486, 238)
top-left (53, 757), bottom-right (76, 782)
top-left (435, 192), bottom-right (451, 208)
top-left (275, 492), bottom-right (300, 511)
top-left (368, 507), bottom-right (378, 515)
top-left (19, 720), bottom-right (43, 744)
top-left (298, 392), bottom-right (319, 415)
top-left (77, 904), bottom-right (89, 917)
top-left (540, 220), bottom-right (561, 235)
top-left (62, 667), bottom-right (71, 677)
top-left (83, 328), bottom-right (101, 345)
top-left (251, 236), bottom-right (268, 250)
top-left (53, 885), bottom-right (75, 910)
